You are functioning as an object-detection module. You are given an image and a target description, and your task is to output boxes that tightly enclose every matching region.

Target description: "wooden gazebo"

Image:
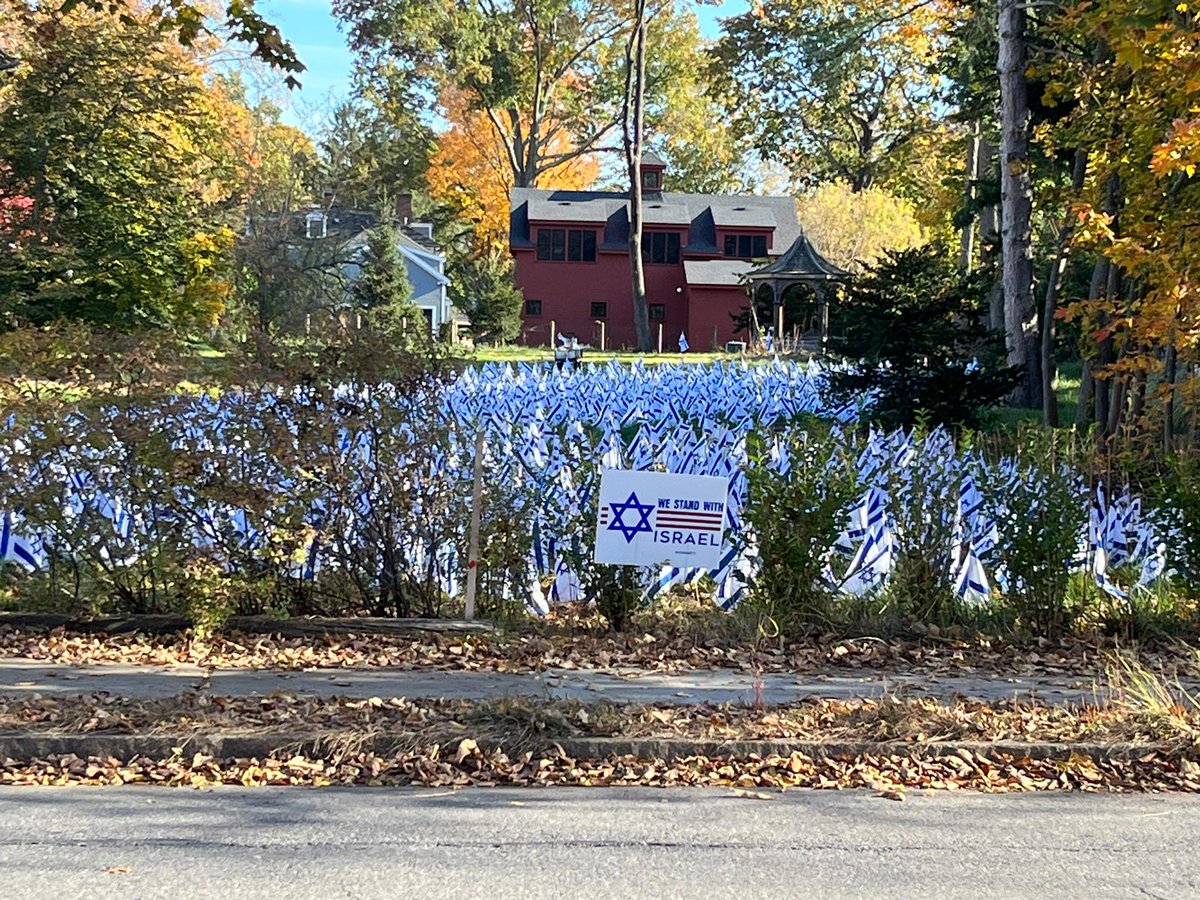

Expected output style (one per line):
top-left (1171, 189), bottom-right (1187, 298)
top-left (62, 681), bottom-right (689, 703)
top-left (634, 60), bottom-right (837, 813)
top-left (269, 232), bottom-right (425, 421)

top-left (744, 231), bottom-right (851, 352)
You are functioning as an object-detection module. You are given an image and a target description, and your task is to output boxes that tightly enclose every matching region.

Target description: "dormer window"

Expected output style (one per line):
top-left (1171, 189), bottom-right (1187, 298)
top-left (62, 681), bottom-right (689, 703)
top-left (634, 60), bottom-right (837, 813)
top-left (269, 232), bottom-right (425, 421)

top-left (305, 212), bottom-right (327, 239)
top-left (642, 169), bottom-right (661, 191)
top-left (724, 233), bottom-right (768, 259)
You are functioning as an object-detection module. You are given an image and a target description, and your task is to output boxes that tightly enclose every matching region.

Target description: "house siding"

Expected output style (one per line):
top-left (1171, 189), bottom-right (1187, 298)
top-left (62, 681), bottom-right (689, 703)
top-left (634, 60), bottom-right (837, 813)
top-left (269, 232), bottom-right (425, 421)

top-left (515, 245), bottom-right (691, 349)
top-left (511, 185), bottom-right (798, 349)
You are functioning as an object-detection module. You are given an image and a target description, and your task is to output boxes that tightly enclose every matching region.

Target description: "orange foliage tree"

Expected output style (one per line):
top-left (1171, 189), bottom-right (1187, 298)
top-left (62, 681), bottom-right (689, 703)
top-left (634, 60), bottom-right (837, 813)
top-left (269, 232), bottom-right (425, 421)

top-left (426, 88), bottom-right (599, 252)
top-left (1045, 1), bottom-right (1200, 447)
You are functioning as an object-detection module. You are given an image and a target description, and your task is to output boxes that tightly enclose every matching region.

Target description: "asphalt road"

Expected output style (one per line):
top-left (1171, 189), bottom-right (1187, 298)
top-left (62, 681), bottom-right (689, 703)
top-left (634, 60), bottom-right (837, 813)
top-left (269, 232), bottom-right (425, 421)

top-left (0, 659), bottom-right (1115, 706)
top-left (0, 787), bottom-right (1196, 899)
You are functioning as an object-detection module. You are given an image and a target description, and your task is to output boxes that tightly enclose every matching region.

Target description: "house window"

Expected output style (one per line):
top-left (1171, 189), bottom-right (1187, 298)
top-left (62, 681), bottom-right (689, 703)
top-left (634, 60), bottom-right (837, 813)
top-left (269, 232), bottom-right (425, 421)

top-left (641, 231), bottom-right (681, 265)
top-left (536, 228), bottom-right (596, 262)
top-left (591, 302), bottom-right (608, 319)
top-left (723, 234), bottom-right (768, 259)
top-left (642, 169), bottom-right (661, 191)
top-left (525, 299), bottom-right (543, 317)
top-left (649, 304), bottom-right (665, 321)
top-left (305, 212), bottom-right (327, 239)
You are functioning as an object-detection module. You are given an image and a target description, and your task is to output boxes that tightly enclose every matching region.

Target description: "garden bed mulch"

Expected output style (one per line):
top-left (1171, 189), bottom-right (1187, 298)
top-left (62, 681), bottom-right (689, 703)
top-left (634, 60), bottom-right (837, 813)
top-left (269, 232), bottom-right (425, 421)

top-left (0, 693), bottom-right (1197, 793)
top-left (1, 625), bottom-right (1196, 679)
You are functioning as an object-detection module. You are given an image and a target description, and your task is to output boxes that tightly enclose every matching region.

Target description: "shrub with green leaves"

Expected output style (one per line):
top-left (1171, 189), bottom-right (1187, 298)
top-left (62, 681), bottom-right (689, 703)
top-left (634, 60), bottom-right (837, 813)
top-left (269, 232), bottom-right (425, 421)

top-left (978, 430), bottom-right (1088, 636)
top-left (1155, 453), bottom-right (1200, 595)
top-left (741, 429), bottom-right (860, 629)
top-left (881, 438), bottom-right (962, 625)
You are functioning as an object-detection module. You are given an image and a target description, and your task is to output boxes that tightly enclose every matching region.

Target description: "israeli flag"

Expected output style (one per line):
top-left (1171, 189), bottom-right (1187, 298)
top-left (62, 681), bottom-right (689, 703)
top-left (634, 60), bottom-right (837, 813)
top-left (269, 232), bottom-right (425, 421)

top-left (0, 514), bottom-right (40, 571)
top-left (678, 331), bottom-right (689, 353)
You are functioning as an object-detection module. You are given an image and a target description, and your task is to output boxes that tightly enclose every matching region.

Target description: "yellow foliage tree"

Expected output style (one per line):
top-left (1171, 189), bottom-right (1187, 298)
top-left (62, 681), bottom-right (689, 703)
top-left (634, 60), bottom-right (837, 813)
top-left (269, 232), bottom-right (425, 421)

top-left (796, 182), bottom-right (926, 272)
top-left (427, 88), bottom-right (598, 252)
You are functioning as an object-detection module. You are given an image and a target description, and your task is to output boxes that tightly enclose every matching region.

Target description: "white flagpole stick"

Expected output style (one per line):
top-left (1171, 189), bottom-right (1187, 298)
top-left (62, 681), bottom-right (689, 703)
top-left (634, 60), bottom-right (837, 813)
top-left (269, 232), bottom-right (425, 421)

top-left (464, 429), bottom-right (485, 621)
top-left (657, 323), bottom-right (663, 353)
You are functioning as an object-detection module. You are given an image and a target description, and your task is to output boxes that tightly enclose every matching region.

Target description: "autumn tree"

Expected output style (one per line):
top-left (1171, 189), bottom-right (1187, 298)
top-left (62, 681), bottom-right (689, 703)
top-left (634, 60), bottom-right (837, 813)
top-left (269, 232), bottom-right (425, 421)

top-left (67, 0), bottom-right (304, 85)
top-left (712, 0), bottom-right (956, 194)
top-left (426, 87), bottom-right (599, 253)
top-left (333, 0), bottom-right (630, 190)
top-left (234, 107), bottom-right (350, 334)
top-left (796, 182), bottom-right (926, 271)
top-left (642, 5), bottom-right (747, 193)
top-left (1046, 1), bottom-right (1200, 447)
top-left (624, 0), bottom-right (653, 352)
top-left (0, 3), bottom-right (251, 330)
top-left (997, 0), bottom-right (1039, 410)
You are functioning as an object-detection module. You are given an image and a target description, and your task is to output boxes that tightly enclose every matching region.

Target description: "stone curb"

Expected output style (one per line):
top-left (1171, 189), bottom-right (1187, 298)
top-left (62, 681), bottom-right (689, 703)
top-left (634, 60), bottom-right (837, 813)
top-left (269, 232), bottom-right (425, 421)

top-left (0, 613), bottom-right (493, 638)
top-left (0, 732), bottom-right (1184, 764)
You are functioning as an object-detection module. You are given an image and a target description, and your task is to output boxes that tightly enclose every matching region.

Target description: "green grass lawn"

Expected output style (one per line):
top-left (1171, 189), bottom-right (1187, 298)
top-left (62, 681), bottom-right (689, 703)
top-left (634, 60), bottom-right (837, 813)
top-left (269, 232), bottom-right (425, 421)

top-left (463, 345), bottom-right (761, 366)
top-left (986, 358), bottom-right (1083, 429)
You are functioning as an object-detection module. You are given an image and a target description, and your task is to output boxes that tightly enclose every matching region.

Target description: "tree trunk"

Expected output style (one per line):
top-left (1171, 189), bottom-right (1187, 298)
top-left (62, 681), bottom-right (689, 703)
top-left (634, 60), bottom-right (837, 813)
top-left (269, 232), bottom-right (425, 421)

top-left (998, 0), bottom-right (1040, 408)
top-left (1040, 149), bottom-right (1090, 427)
top-left (1164, 339), bottom-right (1177, 453)
top-left (1094, 171), bottom-right (1122, 432)
top-left (623, 0), bottom-right (653, 352)
top-left (959, 123), bottom-right (983, 272)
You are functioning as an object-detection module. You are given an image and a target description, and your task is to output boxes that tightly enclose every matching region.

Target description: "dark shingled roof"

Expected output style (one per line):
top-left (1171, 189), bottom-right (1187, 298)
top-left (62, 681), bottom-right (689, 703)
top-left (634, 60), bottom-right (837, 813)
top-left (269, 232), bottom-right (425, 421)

top-left (747, 231), bottom-right (851, 281)
top-left (290, 207), bottom-right (441, 251)
top-left (641, 149), bottom-right (667, 167)
top-left (684, 259), bottom-right (755, 287)
top-left (509, 188), bottom-right (801, 257)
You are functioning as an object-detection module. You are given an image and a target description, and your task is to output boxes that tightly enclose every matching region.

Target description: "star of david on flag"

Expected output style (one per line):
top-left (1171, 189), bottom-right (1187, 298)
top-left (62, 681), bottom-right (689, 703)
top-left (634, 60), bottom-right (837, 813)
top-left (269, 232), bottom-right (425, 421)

top-left (606, 491), bottom-right (655, 543)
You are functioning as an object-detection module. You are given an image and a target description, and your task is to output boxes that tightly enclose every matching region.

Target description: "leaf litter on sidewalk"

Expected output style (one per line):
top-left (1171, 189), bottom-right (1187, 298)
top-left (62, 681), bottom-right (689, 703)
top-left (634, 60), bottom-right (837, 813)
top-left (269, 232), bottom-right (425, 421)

top-left (0, 692), bottom-right (1197, 792)
top-left (1, 625), bottom-right (1196, 680)
top-left (1, 743), bottom-right (1196, 793)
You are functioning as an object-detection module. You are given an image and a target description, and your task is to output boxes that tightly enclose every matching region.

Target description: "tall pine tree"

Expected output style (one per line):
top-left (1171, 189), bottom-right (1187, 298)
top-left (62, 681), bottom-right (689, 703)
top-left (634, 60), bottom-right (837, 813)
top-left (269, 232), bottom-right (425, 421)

top-left (353, 224), bottom-right (425, 338)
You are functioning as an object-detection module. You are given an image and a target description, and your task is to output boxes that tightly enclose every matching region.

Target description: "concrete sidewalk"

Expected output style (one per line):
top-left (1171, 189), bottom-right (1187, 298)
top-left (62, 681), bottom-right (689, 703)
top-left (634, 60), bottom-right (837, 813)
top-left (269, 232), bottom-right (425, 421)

top-left (0, 659), bottom-right (1114, 706)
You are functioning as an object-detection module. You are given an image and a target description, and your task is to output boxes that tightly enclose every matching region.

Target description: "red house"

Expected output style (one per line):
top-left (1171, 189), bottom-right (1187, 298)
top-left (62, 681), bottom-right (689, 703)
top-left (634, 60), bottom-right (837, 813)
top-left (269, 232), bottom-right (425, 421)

top-left (509, 153), bottom-right (803, 350)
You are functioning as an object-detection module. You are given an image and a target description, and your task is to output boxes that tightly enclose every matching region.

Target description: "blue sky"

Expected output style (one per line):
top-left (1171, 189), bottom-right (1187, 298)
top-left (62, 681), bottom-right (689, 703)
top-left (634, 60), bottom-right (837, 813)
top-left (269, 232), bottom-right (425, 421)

top-left (261, 1), bottom-right (749, 130)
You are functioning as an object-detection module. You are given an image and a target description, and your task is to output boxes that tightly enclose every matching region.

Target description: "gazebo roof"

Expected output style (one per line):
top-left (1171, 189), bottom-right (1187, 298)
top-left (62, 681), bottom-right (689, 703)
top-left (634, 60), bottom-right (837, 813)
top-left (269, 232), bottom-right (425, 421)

top-left (746, 231), bottom-right (852, 282)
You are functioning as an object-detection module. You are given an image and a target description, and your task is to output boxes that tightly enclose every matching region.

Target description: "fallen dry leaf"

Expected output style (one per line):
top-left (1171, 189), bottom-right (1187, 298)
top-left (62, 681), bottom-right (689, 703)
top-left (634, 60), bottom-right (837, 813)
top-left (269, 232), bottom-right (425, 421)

top-left (731, 789), bottom-right (775, 800)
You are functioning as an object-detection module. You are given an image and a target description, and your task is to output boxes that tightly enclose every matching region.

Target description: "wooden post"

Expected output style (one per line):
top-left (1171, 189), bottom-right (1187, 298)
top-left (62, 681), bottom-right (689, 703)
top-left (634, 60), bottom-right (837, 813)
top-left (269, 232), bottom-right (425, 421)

top-left (657, 323), bottom-right (663, 353)
top-left (549, 319), bottom-right (556, 346)
top-left (464, 429), bottom-right (485, 622)
top-left (712, 324), bottom-right (719, 352)
top-left (820, 297), bottom-right (830, 352)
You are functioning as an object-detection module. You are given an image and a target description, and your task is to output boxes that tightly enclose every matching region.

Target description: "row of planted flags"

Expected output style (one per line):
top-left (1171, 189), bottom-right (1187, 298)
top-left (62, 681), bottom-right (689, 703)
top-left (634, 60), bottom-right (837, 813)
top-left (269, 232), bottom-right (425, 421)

top-left (0, 359), bottom-right (1172, 611)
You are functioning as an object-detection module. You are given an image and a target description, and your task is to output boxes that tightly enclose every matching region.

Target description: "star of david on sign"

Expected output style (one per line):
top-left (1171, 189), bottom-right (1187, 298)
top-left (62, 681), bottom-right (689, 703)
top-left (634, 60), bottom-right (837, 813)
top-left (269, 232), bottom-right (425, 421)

top-left (607, 491), bottom-right (655, 543)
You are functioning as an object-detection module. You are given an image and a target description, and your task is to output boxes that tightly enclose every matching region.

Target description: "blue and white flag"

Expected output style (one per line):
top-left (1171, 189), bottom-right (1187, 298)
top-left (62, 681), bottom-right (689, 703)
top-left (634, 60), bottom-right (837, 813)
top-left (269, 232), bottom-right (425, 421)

top-left (678, 331), bottom-right (689, 353)
top-left (0, 514), bottom-right (40, 571)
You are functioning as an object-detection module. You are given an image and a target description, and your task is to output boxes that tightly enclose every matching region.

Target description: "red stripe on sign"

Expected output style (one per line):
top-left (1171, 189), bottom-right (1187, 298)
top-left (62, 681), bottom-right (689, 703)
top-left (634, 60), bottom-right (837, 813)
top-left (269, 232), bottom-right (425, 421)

top-left (655, 525), bottom-right (723, 533)
top-left (656, 515), bottom-right (725, 525)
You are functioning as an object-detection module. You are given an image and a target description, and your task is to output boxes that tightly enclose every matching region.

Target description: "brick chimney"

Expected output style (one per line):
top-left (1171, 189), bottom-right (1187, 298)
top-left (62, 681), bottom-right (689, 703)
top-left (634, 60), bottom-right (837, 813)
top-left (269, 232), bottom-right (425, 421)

top-left (394, 193), bottom-right (413, 224)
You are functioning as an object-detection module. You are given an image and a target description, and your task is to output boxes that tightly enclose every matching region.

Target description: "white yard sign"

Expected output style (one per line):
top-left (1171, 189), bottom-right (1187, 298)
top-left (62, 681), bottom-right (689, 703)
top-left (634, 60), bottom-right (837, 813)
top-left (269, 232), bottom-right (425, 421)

top-left (594, 470), bottom-right (729, 568)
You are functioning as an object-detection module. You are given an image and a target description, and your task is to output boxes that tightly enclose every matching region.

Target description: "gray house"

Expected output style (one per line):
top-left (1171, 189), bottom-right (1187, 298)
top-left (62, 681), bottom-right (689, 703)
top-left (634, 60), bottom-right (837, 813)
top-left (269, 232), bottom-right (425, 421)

top-left (295, 198), bottom-right (452, 336)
